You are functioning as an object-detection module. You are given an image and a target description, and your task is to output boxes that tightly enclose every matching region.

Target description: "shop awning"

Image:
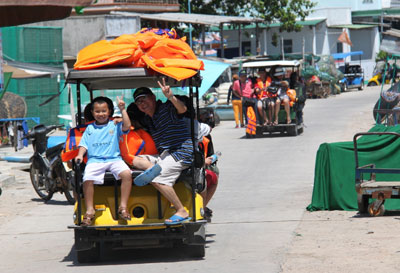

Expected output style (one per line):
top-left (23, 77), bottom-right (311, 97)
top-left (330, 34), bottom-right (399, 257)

top-left (198, 58), bottom-right (231, 97)
top-left (332, 51), bottom-right (363, 60)
top-left (3, 61), bottom-right (64, 78)
top-left (0, 0), bottom-right (93, 27)
top-left (329, 24), bottom-right (376, 29)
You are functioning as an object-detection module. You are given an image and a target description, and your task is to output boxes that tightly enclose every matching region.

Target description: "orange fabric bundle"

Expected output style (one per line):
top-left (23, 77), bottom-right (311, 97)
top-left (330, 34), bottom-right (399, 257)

top-left (119, 128), bottom-right (158, 167)
top-left (246, 107), bottom-right (257, 136)
top-left (74, 28), bottom-right (204, 81)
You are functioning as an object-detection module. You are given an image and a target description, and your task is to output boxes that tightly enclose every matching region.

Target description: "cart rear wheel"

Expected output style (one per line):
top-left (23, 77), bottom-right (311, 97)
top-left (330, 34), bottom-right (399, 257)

top-left (367, 202), bottom-right (385, 216)
top-left (182, 245), bottom-right (205, 258)
top-left (76, 242), bottom-right (100, 263)
top-left (287, 125), bottom-right (298, 136)
top-left (368, 81), bottom-right (377, 86)
top-left (357, 195), bottom-right (369, 214)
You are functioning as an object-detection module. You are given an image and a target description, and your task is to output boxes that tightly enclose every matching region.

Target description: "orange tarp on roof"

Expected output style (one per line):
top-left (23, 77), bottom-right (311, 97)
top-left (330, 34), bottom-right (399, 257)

top-left (74, 28), bottom-right (204, 81)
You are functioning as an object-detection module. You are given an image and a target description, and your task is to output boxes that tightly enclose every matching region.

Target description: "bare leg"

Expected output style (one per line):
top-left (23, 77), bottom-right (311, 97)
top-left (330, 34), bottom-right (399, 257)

top-left (274, 99), bottom-right (281, 124)
top-left (151, 182), bottom-right (189, 220)
top-left (132, 156), bottom-right (153, 170)
top-left (283, 98), bottom-right (291, 123)
top-left (268, 101), bottom-right (274, 125)
top-left (257, 100), bottom-right (264, 125)
top-left (83, 180), bottom-right (95, 215)
top-left (203, 183), bottom-right (217, 207)
top-left (119, 170), bottom-right (132, 209)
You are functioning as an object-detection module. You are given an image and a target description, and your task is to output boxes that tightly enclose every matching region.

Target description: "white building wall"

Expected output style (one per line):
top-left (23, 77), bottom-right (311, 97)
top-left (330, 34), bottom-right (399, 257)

top-left (313, 0), bottom-right (383, 10)
top-left (309, 7), bottom-right (351, 26)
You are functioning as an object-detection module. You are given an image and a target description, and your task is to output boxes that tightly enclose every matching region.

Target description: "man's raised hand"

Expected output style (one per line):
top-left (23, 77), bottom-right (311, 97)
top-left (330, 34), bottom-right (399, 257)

top-left (157, 78), bottom-right (173, 99)
top-left (116, 95), bottom-right (125, 111)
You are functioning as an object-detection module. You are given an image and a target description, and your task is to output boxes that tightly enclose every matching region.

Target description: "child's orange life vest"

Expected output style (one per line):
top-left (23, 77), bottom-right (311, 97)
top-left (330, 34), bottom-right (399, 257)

top-left (255, 77), bottom-right (272, 99)
top-left (61, 121), bottom-right (95, 162)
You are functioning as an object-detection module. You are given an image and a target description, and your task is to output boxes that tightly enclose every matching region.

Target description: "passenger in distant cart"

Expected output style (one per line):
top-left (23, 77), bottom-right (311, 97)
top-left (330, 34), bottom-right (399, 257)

top-left (271, 67), bottom-right (291, 124)
top-left (233, 70), bottom-right (257, 125)
top-left (254, 68), bottom-right (272, 126)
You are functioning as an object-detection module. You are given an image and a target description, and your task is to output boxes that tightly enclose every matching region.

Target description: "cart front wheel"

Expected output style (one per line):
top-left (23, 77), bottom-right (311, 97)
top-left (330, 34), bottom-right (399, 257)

top-left (367, 202), bottom-right (385, 216)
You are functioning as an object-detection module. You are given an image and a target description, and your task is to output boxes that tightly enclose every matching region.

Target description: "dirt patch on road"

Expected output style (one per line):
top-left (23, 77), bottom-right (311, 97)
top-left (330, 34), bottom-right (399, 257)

top-left (281, 87), bottom-right (400, 272)
top-left (281, 211), bottom-right (400, 272)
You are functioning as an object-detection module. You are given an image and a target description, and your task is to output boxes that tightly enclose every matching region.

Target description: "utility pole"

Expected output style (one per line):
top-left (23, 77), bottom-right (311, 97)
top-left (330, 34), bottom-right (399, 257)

top-left (188, 0), bottom-right (192, 48)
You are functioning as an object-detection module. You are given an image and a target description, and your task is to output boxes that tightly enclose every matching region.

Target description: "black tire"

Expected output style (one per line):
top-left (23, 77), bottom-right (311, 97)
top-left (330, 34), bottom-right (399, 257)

top-left (30, 165), bottom-right (53, 201)
top-left (63, 171), bottom-right (75, 205)
top-left (368, 81), bottom-right (377, 87)
top-left (357, 195), bottom-right (369, 214)
top-left (64, 188), bottom-right (75, 205)
top-left (183, 245), bottom-right (205, 258)
top-left (287, 125), bottom-right (298, 136)
top-left (76, 243), bottom-right (100, 263)
top-left (358, 81), bottom-right (364, 91)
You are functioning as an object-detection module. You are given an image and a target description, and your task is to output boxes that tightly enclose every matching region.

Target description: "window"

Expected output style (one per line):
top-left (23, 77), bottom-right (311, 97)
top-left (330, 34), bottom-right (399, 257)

top-left (283, 39), bottom-right (293, 54)
top-left (337, 42), bottom-right (343, 53)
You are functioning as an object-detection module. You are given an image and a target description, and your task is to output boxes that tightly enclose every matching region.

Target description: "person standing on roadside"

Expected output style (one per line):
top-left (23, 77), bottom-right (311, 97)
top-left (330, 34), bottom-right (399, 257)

top-left (227, 74), bottom-right (244, 128)
top-left (233, 70), bottom-right (256, 125)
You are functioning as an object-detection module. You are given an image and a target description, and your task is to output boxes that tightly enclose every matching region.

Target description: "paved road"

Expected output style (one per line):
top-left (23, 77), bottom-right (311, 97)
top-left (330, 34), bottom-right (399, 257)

top-left (0, 86), bottom-right (381, 273)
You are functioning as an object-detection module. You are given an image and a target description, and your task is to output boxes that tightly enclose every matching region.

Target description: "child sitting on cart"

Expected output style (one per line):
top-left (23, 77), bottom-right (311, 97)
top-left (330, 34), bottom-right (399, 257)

top-left (75, 96), bottom-right (132, 226)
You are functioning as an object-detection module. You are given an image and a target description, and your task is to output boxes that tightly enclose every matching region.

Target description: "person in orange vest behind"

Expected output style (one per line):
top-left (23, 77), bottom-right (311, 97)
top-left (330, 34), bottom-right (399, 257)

top-left (254, 68), bottom-right (272, 126)
top-left (198, 134), bottom-right (219, 222)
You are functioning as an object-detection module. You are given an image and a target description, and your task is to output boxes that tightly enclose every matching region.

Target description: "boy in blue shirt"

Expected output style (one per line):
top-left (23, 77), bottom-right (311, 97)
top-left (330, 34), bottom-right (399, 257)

top-left (75, 96), bottom-right (132, 226)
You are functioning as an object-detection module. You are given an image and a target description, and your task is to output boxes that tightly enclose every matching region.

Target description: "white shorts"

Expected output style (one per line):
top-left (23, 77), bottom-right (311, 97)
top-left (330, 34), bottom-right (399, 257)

top-left (83, 160), bottom-right (130, 185)
top-left (138, 151), bottom-right (188, 187)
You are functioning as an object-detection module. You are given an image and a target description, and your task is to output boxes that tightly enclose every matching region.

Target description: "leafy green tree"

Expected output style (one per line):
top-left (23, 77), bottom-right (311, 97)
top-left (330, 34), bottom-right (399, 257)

top-left (179, 0), bottom-right (315, 32)
top-left (249, 0), bottom-right (316, 32)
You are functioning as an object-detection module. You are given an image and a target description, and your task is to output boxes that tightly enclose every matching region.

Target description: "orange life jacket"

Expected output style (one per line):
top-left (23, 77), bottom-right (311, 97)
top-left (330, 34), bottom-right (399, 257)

top-left (246, 107), bottom-right (257, 136)
top-left (287, 89), bottom-right (297, 107)
top-left (200, 136), bottom-right (210, 159)
top-left (255, 77), bottom-right (272, 99)
top-left (119, 128), bottom-right (157, 166)
top-left (61, 121), bottom-right (95, 162)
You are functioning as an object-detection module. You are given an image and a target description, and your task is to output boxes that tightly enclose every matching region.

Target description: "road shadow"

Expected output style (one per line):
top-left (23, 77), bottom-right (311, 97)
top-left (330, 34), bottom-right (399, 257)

top-left (62, 240), bottom-right (214, 266)
top-left (352, 210), bottom-right (400, 218)
top-left (30, 198), bottom-right (73, 206)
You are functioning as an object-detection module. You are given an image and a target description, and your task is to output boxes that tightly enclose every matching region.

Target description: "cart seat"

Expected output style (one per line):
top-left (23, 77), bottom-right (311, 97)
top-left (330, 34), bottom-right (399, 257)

top-left (100, 167), bottom-right (195, 187)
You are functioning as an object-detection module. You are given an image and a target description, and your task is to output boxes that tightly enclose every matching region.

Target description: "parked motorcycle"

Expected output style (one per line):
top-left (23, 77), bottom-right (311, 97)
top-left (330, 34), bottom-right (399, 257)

top-left (25, 124), bottom-right (75, 204)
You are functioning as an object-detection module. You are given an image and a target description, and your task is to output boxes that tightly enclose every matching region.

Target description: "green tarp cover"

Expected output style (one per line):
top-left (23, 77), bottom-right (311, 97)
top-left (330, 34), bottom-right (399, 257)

top-left (307, 124), bottom-right (400, 211)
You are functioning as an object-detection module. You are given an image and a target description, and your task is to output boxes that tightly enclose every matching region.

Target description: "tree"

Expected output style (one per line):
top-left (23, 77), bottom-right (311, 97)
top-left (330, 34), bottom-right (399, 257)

top-left (179, 0), bottom-right (316, 32)
top-left (249, 0), bottom-right (316, 32)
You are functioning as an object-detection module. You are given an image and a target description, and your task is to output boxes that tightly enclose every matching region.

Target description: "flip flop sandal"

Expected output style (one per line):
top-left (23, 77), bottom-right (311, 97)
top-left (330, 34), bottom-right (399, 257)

top-left (164, 214), bottom-right (191, 225)
top-left (134, 164), bottom-right (162, 186)
top-left (81, 212), bottom-right (95, 226)
top-left (118, 207), bottom-right (131, 221)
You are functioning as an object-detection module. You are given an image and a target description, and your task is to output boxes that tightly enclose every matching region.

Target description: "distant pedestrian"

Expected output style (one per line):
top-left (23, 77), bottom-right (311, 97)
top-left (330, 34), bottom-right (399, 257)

top-left (227, 74), bottom-right (244, 128)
